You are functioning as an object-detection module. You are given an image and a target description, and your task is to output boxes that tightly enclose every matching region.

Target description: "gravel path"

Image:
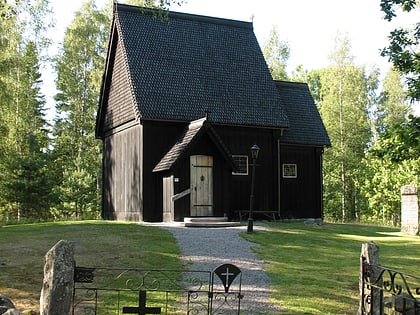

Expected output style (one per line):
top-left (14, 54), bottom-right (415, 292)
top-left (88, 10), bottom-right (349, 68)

top-left (161, 224), bottom-right (281, 314)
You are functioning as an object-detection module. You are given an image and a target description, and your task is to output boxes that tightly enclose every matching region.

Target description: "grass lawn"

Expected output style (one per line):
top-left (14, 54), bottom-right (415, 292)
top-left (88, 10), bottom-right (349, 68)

top-left (242, 221), bottom-right (420, 315)
top-left (0, 221), bottom-right (181, 311)
top-left (1, 220), bottom-right (419, 314)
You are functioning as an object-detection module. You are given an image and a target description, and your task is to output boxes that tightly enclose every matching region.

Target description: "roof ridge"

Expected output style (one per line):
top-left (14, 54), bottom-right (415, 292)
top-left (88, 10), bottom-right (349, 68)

top-left (114, 3), bottom-right (253, 30)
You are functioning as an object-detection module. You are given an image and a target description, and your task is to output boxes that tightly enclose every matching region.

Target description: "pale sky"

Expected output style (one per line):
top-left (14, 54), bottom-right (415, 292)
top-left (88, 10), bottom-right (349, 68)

top-left (43, 0), bottom-right (419, 120)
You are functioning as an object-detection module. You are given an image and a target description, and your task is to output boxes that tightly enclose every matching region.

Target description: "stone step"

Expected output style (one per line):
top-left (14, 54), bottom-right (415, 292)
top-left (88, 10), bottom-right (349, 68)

top-left (184, 217), bottom-right (241, 228)
top-left (184, 216), bottom-right (228, 223)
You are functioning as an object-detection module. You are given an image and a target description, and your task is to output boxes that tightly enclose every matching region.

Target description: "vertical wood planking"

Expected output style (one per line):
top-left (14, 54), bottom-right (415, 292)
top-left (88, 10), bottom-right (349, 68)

top-left (190, 155), bottom-right (213, 216)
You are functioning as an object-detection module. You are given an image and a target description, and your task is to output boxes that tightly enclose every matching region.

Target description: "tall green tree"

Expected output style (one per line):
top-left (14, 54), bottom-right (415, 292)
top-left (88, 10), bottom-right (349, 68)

top-left (318, 35), bottom-right (377, 222)
top-left (360, 66), bottom-right (416, 225)
top-left (51, 0), bottom-right (108, 219)
top-left (0, 0), bottom-right (53, 223)
top-left (262, 26), bottom-right (290, 80)
top-left (3, 42), bottom-right (52, 220)
top-left (375, 67), bottom-right (411, 133)
top-left (0, 1), bottom-right (19, 165)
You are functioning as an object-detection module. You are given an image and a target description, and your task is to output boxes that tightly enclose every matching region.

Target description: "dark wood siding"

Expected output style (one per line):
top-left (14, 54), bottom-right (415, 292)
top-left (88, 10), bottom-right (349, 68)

top-left (102, 125), bottom-right (142, 221)
top-left (101, 31), bottom-right (143, 221)
top-left (101, 119), bottom-right (324, 222)
top-left (173, 164), bottom-right (191, 221)
top-left (142, 121), bottom-right (186, 221)
top-left (214, 125), bottom-right (279, 216)
top-left (279, 145), bottom-right (323, 219)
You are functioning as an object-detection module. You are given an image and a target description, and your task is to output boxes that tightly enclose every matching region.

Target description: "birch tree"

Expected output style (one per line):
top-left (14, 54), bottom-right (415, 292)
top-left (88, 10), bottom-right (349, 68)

top-left (376, 67), bottom-right (411, 133)
top-left (262, 26), bottom-right (290, 80)
top-left (318, 35), bottom-right (376, 222)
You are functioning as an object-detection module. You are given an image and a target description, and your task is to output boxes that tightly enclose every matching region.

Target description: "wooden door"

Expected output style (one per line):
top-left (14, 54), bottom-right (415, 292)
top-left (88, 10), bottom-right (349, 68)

top-left (190, 155), bottom-right (213, 216)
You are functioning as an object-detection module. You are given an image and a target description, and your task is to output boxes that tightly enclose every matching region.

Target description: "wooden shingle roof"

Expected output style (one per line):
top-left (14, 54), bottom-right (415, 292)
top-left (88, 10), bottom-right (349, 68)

top-left (275, 81), bottom-right (331, 147)
top-left (106, 4), bottom-right (289, 129)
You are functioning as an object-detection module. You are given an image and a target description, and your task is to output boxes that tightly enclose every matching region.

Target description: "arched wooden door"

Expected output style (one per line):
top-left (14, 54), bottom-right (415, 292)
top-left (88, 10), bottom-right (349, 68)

top-left (190, 155), bottom-right (213, 216)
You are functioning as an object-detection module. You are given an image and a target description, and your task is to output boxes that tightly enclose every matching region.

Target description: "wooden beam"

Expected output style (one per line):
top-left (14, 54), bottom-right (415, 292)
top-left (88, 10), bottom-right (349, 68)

top-left (171, 188), bottom-right (191, 202)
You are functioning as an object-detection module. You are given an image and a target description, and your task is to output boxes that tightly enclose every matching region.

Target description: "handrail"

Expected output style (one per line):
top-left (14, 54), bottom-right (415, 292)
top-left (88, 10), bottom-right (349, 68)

top-left (171, 188), bottom-right (191, 201)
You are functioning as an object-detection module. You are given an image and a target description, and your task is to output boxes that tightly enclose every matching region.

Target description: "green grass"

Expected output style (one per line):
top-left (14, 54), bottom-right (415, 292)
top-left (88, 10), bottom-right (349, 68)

top-left (1, 220), bottom-right (419, 314)
top-left (0, 221), bottom-right (182, 311)
top-left (242, 221), bottom-right (420, 315)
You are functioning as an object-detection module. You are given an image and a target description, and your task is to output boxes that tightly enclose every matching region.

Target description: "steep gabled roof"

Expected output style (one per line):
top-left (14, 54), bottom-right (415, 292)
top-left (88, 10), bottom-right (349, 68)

top-left (275, 81), bottom-right (331, 147)
top-left (153, 117), bottom-right (236, 172)
top-left (101, 4), bottom-right (289, 129)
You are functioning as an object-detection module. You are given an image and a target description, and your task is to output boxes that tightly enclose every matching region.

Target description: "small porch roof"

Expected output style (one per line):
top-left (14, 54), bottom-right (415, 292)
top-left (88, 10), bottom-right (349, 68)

top-left (152, 117), bottom-right (237, 173)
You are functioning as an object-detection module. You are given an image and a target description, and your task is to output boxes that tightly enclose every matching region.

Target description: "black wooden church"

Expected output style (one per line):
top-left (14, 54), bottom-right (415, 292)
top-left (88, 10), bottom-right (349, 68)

top-left (95, 3), bottom-right (331, 222)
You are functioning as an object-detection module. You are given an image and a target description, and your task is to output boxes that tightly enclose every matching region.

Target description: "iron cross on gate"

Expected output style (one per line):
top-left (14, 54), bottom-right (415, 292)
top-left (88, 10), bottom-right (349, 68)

top-left (222, 268), bottom-right (234, 285)
top-left (122, 290), bottom-right (161, 315)
top-left (213, 263), bottom-right (241, 293)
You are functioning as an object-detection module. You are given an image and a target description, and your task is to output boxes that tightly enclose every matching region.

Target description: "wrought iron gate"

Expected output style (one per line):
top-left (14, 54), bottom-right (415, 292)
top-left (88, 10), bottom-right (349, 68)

top-left (73, 263), bottom-right (242, 315)
top-left (360, 259), bottom-right (420, 315)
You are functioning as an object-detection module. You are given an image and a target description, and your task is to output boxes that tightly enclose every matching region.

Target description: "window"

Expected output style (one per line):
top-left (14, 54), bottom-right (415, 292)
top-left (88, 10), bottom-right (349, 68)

top-left (232, 155), bottom-right (248, 175)
top-left (283, 163), bottom-right (297, 178)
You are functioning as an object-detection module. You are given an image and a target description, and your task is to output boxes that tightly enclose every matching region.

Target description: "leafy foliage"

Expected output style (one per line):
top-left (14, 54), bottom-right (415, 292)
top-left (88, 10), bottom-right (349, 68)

top-left (372, 115), bottom-right (420, 162)
top-left (361, 115), bottom-right (419, 224)
top-left (0, 0), bottom-right (53, 223)
top-left (262, 26), bottom-right (290, 80)
top-left (380, 0), bottom-right (417, 21)
top-left (361, 156), bottom-right (418, 224)
top-left (375, 67), bottom-right (411, 133)
top-left (380, 0), bottom-right (419, 100)
top-left (51, 0), bottom-right (107, 219)
top-left (316, 35), bottom-right (376, 222)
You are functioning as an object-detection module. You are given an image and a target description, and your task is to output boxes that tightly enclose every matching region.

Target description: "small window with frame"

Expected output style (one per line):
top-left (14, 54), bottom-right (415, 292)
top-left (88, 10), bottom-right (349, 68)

top-left (283, 163), bottom-right (297, 178)
top-left (232, 155), bottom-right (248, 175)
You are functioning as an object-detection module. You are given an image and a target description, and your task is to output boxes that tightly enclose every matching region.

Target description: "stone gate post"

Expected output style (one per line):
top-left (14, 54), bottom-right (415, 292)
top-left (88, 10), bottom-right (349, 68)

top-left (401, 184), bottom-right (419, 235)
top-left (40, 240), bottom-right (75, 315)
top-left (359, 242), bottom-right (382, 315)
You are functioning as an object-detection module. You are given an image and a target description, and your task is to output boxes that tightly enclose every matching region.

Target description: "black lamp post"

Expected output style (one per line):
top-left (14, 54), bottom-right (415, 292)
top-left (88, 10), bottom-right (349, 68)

top-left (247, 144), bottom-right (260, 233)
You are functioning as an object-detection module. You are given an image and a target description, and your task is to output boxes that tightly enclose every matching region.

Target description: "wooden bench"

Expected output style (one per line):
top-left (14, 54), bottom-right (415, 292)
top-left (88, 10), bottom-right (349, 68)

top-left (236, 210), bottom-right (279, 221)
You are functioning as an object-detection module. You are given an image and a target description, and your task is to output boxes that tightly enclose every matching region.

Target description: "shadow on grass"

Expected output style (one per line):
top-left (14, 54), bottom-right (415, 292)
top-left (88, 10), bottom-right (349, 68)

top-left (241, 221), bottom-right (419, 314)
